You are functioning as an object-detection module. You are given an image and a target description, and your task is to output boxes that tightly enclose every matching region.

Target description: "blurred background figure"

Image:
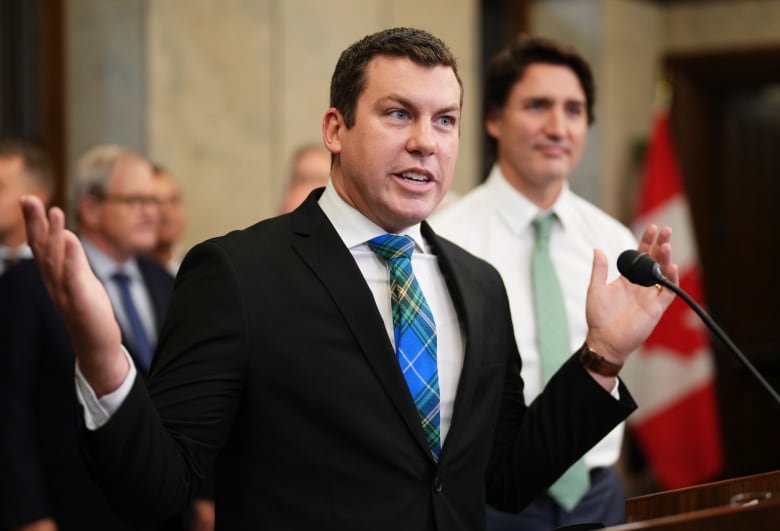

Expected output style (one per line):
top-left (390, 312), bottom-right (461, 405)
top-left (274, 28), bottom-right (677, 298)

top-left (0, 138), bottom-right (54, 276)
top-left (0, 144), bottom-right (184, 531)
top-left (276, 144), bottom-right (331, 214)
top-left (150, 164), bottom-right (188, 275)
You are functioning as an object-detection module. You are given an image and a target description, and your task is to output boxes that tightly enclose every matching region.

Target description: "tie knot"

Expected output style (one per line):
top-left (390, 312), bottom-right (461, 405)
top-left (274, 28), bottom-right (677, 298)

top-left (112, 270), bottom-right (131, 286)
top-left (533, 213), bottom-right (555, 246)
top-left (368, 234), bottom-right (415, 263)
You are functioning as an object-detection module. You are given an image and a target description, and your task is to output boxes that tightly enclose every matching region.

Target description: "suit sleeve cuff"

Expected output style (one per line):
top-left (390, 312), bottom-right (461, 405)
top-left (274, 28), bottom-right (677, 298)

top-left (74, 346), bottom-right (137, 430)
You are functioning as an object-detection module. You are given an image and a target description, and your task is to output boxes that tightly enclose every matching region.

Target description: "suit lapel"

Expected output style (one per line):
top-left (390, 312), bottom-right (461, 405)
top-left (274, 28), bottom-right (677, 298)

top-left (290, 196), bottom-right (433, 458)
top-left (137, 256), bottom-right (174, 331)
top-left (422, 223), bottom-right (486, 456)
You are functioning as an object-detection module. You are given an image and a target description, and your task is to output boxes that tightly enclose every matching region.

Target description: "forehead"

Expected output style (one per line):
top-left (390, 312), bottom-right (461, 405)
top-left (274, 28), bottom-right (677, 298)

top-left (512, 63), bottom-right (585, 100)
top-left (0, 154), bottom-right (24, 177)
top-left (154, 174), bottom-right (178, 192)
top-left (106, 155), bottom-right (154, 191)
top-left (361, 55), bottom-right (461, 109)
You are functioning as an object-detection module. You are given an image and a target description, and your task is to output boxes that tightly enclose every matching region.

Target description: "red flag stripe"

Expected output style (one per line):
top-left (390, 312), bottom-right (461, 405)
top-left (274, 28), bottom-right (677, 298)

top-left (624, 109), bottom-right (723, 489)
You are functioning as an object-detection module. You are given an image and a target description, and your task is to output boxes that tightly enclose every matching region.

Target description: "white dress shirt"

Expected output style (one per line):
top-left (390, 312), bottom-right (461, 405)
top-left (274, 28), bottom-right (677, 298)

top-left (78, 183), bottom-right (465, 444)
top-left (82, 238), bottom-right (158, 348)
top-left (0, 243), bottom-right (33, 275)
top-left (430, 165), bottom-right (637, 468)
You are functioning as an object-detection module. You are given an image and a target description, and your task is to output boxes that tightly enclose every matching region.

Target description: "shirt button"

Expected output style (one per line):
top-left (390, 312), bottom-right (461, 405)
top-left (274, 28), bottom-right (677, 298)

top-left (433, 475), bottom-right (443, 493)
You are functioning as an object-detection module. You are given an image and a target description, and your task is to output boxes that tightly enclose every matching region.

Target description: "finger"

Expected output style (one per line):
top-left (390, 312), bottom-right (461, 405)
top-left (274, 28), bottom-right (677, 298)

top-left (589, 248), bottom-right (608, 288)
top-left (656, 225), bottom-right (673, 247)
top-left (45, 206), bottom-right (67, 278)
top-left (636, 224), bottom-right (659, 254)
top-left (62, 228), bottom-right (94, 298)
top-left (20, 194), bottom-right (49, 258)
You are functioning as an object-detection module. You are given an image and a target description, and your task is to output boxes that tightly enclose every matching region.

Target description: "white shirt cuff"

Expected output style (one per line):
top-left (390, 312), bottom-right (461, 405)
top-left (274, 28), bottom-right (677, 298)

top-left (611, 378), bottom-right (621, 399)
top-left (74, 347), bottom-right (137, 430)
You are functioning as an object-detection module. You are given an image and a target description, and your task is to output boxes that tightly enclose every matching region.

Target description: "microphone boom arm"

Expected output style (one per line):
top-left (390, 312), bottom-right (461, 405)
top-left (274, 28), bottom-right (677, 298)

top-left (655, 276), bottom-right (780, 410)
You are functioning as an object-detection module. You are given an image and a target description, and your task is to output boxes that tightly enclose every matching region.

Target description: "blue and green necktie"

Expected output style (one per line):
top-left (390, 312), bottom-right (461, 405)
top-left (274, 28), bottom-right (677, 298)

top-left (369, 234), bottom-right (441, 461)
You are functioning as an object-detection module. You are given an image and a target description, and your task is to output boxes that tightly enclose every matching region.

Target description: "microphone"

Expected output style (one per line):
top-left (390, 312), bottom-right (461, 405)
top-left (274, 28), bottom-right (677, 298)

top-left (617, 250), bottom-right (780, 409)
top-left (617, 249), bottom-right (667, 287)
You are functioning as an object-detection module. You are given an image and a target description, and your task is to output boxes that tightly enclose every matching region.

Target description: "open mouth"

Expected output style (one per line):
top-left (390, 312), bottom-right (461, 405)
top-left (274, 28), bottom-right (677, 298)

top-left (395, 171), bottom-right (432, 183)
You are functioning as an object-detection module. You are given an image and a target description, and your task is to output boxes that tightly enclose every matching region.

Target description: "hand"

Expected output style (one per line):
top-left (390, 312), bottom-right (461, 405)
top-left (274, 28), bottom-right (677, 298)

top-left (13, 517), bottom-right (58, 531)
top-left (584, 224), bottom-right (678, 367)
top-left (189, 499), bottom-right (216, 531)
top-left (20, 195), bottom-right (129, 396)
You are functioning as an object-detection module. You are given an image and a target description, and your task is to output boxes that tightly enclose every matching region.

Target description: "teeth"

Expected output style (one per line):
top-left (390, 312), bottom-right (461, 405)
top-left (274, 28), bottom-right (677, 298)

top-left (399, 172), bottom-right (429, 182)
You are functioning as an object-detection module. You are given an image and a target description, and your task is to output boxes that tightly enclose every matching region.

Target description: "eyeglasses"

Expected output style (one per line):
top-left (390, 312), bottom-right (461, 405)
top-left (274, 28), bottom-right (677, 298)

top-left (97, 194), bottom-right (161, 208)
top-left (156, 194), bottom-right (183, 207)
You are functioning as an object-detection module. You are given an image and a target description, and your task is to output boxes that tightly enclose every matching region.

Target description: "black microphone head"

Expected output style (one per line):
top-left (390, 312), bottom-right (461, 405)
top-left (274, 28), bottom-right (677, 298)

top-left (617, 250), bottom-right (663, 287)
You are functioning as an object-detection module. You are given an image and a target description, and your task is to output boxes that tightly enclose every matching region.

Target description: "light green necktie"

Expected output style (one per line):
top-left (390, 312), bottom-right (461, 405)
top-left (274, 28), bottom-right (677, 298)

top-left (531, 214), bottom-right (589, 511)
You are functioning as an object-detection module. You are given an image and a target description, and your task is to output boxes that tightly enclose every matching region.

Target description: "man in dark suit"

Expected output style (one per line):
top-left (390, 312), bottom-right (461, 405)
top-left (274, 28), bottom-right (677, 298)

top-left (0, 138), bottom-right (54, 276)
top-left (20, 28), bottom-right (678, 531)
top-left (0, 145), bottom-right (176, 530)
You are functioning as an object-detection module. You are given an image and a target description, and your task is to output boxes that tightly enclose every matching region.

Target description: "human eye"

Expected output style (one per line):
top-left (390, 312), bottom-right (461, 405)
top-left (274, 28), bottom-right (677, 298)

top-left (565, 102), bottom-right (585, 117)
top-left (436, 115), bottom-right (457, 128)
top-left (388, 109), bottom-right (410, 121)
top-left (525, 98), bottom-right (548, 111)
top-left (125, 195), bottom-right (145, 208)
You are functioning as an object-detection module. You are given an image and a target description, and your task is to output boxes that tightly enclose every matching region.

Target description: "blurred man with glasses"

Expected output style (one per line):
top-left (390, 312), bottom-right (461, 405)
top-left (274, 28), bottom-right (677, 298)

top-left (0, 144), bottom-right (186, 531)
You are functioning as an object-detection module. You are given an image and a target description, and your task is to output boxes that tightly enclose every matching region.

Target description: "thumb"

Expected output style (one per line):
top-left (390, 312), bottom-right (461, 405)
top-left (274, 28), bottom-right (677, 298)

top-left (589, 248), bottom-right (608, 288)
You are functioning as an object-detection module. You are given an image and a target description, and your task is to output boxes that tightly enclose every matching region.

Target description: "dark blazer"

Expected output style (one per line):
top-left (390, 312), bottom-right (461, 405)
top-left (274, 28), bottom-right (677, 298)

top-left (81, 192), bottom-right (636, 531)
top-left (0, 256), bottom-right (174, 531)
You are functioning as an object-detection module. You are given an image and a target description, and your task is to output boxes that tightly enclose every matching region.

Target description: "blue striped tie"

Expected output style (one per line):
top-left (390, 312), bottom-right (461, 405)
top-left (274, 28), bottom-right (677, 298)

top-left (369, 234), bottom-right (441, 461)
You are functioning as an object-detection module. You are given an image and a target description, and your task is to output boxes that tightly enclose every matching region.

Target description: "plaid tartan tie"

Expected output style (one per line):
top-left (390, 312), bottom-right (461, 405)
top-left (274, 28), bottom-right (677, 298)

top-left (368, 234), bottom-right (441, 461)
top-left (532, 214), bottom-right (590, 511)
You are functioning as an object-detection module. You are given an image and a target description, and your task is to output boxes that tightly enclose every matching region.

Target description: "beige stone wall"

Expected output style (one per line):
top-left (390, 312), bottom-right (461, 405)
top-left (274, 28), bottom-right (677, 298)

top-left (68, 0), bottom-right (478, 251)
top-left (66, 0), bottom-right (780, 249)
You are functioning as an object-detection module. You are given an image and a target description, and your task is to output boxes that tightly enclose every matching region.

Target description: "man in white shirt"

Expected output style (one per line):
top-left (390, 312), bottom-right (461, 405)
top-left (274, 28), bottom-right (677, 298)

top-left (432, 36), bottom-right (636, 529)
top-left (19, 28), bottom-right (678, 531)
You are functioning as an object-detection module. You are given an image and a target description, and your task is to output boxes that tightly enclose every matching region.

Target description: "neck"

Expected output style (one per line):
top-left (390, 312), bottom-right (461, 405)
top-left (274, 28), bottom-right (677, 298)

top-left (498, 161), bottom-right (565, 210)
top-left (152, 243), bottom-right (173, 264)
top-left (1, 229), bottom-right (27, 252)
top-left (80, 230), bottom-right (133, 264)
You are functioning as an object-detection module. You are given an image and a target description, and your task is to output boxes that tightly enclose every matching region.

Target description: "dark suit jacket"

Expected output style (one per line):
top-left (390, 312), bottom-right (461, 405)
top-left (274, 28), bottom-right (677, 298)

top-left (0, 256), bottom-right (174, 531)
top-left (81, 192), bottom-right (636, 531)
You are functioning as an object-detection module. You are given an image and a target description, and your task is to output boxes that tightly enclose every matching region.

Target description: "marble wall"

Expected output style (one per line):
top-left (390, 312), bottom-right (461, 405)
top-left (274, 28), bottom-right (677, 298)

top-left (67, 0), bottom-right (478, 251)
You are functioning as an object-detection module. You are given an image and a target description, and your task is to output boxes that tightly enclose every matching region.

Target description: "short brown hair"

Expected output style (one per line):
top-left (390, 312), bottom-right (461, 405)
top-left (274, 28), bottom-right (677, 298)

top-left (330, 27), bottom-right (463, 128)
top-left (482, 36), bottom-right (596, 160)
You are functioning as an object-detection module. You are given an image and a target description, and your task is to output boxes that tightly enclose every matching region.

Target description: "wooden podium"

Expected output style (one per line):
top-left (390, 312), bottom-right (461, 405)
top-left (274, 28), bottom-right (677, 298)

top-left (602, 469), bottom-right (780, 530)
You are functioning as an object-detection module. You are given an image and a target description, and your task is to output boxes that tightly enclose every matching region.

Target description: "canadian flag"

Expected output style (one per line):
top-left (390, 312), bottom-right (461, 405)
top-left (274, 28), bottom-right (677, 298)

top-left (623, 110), bottom-right (724, 489)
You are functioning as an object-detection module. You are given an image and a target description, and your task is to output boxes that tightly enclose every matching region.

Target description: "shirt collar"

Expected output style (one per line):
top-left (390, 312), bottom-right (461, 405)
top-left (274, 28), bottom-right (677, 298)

top-left (81, 237), bottom-right (142, 283)
top-left (0, 244), bottom-right (33, 261)
top-left (486, 163), bottom-right (575, 235)
top-left (317, 182), bottom-right (429, 254)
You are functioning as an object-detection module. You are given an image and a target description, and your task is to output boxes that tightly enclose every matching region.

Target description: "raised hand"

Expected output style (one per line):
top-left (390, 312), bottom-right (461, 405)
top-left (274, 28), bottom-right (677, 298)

top-left (584, 224), bottom-right (678, 369)
top-left (21, 195), bottom-right (129, 395)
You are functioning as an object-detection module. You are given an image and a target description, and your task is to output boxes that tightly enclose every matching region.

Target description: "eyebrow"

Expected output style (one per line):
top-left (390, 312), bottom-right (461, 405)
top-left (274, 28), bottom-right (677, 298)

top-left (523, 95), bottom-right (586, 106)
top-left (382, 95), bottom-right (461, 115)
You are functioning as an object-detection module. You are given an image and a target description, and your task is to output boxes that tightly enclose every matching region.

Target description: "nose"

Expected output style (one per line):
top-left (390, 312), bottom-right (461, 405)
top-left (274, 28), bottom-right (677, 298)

top-left (544, 107), bottom-right (566, 138)
top-left (407, 120), bottom-right (436, 157)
